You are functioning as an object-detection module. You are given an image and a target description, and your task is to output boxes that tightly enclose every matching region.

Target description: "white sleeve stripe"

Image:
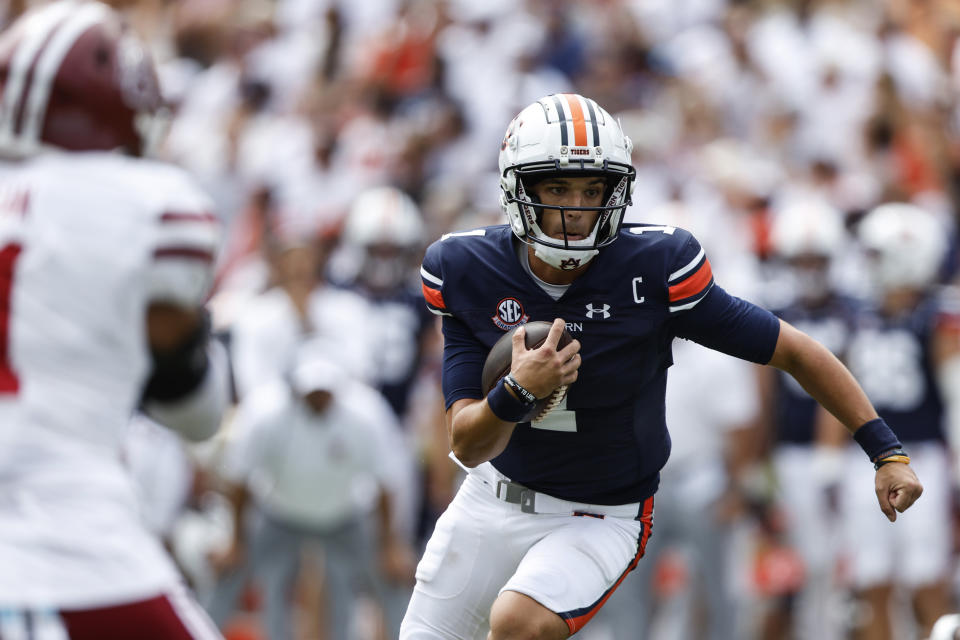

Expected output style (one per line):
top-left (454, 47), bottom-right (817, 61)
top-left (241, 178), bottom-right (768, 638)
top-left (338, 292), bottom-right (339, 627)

top-left (428, 308), bottom-right (452, 317)
top-left (668, 247), bottom-right (705, 282)
top-left (420, 266), bottom-right (443, 285)
top-left (668, 287), bottom-right (712, 312)
top-left (667, 248), bottom-right (704, 282)
top-left (156, 225), bottom-right (219, 246)
top-left (669, 299), bottom-right (704, 312)
top-left (165, 583), bottom-right (226, 640)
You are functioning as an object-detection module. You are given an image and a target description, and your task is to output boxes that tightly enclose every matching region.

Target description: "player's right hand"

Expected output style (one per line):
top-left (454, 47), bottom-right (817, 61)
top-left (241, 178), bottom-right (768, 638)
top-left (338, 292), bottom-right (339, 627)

top-left (509, 318), bottom-right (580, 398)
top-left (875, 462), bottom-right (923, 522)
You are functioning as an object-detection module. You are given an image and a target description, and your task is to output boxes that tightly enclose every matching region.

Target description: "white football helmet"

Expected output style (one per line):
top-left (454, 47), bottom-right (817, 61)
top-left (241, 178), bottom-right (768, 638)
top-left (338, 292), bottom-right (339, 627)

top-left (342, 186), bottom-right (424, 292)
top-left (858, 202), bottom-right (947, 293)
top-left (770, 198), bottom-right (845, 303)
top-left (343, 186), bottom-right (424, 248)
top-left (499, 94), bottom-right (635, 270)
top-left (770, 198), bottom-right (845, 259)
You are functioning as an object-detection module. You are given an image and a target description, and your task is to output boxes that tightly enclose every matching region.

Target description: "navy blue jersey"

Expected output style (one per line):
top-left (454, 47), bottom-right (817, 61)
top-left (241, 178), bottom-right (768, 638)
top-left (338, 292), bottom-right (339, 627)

top-left (772, 296), bottom-right (860, 444)
top-left (421, 224), bottom-right (780, 504)
top-left (338, 283), bottom-right (434, 419)
top-left (846, 292), bottom-right (955, 444)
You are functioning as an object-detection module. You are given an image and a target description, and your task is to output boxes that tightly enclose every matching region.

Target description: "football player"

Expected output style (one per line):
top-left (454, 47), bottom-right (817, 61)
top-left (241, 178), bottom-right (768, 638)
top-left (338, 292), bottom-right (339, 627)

top-left (336, 185), bottom-right (451, 634)
top-left (337, 187), bottom-right (449, 507)
top-left (837, 203), bottom-right (959, 640)
top-left (0, 2), bottom-right (229, 638)
top-left (401, 93), bottom-right (923, 640)
top-left (762, 198), bottom-right (859, 640)
top-left (338, 185), bottom-right (435, 424)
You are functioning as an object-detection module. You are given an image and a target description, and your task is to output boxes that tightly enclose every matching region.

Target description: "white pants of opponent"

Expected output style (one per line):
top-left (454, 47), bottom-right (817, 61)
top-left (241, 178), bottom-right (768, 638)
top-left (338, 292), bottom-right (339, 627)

top-left (400, 462), bottom-right (654, 639)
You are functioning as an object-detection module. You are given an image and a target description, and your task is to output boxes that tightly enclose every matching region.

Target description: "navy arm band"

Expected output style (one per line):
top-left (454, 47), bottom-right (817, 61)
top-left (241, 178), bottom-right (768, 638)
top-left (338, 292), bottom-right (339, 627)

top-left (487, 378), bottom-right (533, 424)
top-left (853, 418), bottom-right (905, 465)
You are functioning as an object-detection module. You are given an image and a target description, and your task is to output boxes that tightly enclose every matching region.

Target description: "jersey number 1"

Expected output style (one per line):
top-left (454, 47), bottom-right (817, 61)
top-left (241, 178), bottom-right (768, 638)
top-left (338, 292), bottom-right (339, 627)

top-left (0, 243), bottom-right (21, 393)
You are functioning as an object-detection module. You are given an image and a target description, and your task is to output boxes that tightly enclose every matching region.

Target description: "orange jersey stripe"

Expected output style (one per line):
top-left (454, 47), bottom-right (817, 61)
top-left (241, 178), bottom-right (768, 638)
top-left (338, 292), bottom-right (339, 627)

top-left (422, 282), bottom-right (445, 309)
top-left (668, 259), bottom-right (713, 302)
top-left (562, 94), bottom-right (588, 146)
top-left (564, 496), bottom-right (655, 634)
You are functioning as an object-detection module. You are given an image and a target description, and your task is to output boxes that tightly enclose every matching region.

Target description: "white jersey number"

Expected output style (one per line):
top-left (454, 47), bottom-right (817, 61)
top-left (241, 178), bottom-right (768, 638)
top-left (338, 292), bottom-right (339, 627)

top-left (531, 395), bottom-right (576, 432)
top-left (846, 328), bottom-right (924, 411)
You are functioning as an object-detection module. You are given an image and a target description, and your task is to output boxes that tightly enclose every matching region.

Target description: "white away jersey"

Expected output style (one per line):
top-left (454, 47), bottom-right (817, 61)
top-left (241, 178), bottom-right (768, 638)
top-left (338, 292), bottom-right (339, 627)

top-left (0, 151), bottom-right (220, 607)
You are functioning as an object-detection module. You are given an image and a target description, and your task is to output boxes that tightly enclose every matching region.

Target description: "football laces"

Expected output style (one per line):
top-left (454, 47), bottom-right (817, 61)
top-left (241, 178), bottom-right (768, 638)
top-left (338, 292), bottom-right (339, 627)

top-left (532, 384), bottom-right (568, 423)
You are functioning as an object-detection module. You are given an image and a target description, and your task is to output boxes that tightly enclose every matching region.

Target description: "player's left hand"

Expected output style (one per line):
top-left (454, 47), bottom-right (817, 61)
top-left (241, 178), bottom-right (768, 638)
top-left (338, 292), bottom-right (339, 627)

top-left (875, 462), bottom-right (923, 522)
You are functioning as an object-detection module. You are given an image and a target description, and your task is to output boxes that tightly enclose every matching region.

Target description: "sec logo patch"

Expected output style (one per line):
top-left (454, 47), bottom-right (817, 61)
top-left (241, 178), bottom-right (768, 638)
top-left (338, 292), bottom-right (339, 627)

top-left (492, 297), bottom-right (529, 330)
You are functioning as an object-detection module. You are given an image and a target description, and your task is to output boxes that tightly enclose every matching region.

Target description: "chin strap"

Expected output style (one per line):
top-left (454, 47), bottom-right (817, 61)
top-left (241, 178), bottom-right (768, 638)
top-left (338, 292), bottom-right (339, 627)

top-left (533, 224), bottom-right (601, 270)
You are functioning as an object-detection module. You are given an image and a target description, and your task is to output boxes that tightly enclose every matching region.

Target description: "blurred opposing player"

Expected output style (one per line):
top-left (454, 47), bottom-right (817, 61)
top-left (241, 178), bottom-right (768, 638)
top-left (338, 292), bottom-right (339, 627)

top-left (764, 198), bottom-right (858, 640)
top-left (0, 2), bottom-right (229, 638)
top-left (839, 203), bottom-right (959, 640)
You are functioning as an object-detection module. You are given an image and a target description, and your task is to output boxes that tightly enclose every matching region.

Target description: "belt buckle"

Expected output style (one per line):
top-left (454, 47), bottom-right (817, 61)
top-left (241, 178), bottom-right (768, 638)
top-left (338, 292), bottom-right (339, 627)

top-left (496, 481), bottom-right (536, 513)
top-left (520, 489), bottom-right (536, 514)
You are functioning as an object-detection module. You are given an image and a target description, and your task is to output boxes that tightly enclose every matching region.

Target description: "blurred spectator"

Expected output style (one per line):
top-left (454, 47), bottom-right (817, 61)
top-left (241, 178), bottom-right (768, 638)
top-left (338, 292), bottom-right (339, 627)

top-left (205, 350), bottom-right (415, 640)
top-left (228, 226), bottom-right (374, 398)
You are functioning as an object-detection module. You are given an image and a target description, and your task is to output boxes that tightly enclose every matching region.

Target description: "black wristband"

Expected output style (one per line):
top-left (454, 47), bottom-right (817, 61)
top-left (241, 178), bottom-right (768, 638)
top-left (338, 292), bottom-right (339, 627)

top-left (487, 378), bottom-right (533, 423)
top-left (503, 374), bottom-right (537, 405)
top-left (853, 418), bottom-right (903, 464)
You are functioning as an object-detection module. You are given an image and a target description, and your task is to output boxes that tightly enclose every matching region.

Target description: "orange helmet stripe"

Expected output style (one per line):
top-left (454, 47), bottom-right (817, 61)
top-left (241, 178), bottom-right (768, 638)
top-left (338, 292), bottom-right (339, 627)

top-left (562, 93), bottom-right (588, 146)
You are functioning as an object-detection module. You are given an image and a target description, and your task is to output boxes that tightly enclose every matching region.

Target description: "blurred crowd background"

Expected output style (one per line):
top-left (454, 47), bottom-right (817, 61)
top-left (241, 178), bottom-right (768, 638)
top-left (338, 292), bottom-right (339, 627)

top-left (10, 0), bottom-right (960, 638)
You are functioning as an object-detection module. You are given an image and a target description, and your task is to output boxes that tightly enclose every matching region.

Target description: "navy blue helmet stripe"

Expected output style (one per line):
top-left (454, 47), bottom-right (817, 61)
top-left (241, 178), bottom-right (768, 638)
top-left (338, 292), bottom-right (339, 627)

top-left (552, 95), bottom-right (568, 146)
top-left (584, 98), bottom-right (600, 147)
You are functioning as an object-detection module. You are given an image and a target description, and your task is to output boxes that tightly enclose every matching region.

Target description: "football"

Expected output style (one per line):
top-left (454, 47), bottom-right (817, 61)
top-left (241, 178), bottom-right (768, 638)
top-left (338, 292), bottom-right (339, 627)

top-left (481, 320), bottom-right (574, 423)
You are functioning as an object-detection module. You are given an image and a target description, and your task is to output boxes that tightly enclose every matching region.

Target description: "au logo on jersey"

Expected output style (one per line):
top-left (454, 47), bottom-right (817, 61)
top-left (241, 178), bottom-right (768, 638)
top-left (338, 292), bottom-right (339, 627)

top-left (492, 297), bottom-right (529, 330)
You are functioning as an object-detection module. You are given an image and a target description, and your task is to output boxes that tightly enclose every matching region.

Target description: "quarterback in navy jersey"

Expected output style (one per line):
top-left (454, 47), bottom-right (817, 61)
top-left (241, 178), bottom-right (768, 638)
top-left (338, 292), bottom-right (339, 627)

top-left (399, 94), bottom-right (922, 640)
top-left (423, 222), bottom-right (775, 505)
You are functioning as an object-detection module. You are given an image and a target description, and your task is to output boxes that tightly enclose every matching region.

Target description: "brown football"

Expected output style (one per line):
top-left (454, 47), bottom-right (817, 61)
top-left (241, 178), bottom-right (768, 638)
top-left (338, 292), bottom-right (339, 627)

top-left (481, 320), bottom-right (574, 423)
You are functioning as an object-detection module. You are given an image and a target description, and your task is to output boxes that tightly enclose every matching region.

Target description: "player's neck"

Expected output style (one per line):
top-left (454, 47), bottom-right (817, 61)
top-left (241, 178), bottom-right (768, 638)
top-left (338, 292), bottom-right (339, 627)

top-left (526, 245), bottom-right (590, 285)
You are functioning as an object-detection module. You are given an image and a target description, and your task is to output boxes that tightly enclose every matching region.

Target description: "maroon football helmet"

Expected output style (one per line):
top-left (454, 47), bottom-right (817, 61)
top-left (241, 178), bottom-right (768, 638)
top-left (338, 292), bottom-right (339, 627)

top-left (0, 1), bottom-right (162, 156)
